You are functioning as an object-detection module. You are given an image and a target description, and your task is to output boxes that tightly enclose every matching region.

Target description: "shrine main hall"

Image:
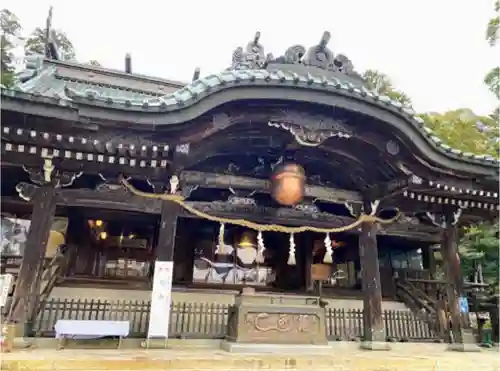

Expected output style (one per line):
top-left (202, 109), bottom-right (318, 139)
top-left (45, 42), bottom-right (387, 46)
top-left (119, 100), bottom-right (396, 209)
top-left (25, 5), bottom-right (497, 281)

top-left (1, 31), bottom-right (498, 350)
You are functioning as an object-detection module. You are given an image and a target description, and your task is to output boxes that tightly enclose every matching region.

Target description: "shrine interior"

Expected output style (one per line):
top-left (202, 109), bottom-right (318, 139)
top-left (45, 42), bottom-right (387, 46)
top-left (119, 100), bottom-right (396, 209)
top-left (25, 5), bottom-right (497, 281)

top-left (2, 165), bottom-right (435, 300)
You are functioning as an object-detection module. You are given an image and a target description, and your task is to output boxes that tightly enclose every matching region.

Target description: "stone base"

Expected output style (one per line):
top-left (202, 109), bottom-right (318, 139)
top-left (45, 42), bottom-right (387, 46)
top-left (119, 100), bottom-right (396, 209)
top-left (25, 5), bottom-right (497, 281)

top-left (447, 343), bottom-right (482, 352)
top-left (226, 291), bottom-right (328, 345)
top-left (220, 340), bottom-right (332, 354)
top-left (359, 341), bottom-right (391, 351)
top-left (140, 339), bottom-right (170, 349)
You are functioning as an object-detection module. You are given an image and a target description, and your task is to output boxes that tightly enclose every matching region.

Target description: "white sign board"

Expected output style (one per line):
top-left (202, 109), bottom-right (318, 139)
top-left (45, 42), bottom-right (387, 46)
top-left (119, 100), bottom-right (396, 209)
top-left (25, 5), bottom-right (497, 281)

top-left (0, 274), bottom-right (13, 308)
top-left (147, 260), bottom-right (173, 339)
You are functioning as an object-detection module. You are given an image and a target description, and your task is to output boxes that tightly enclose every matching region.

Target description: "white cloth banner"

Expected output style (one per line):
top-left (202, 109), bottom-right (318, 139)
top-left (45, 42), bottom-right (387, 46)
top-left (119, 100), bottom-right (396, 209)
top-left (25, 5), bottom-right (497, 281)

top-left (0, 274), bottom-right (13, 308)
top-left (147, 260), bottom-right (173, 339)
top-left (55, 320), bottom-right (130, 339)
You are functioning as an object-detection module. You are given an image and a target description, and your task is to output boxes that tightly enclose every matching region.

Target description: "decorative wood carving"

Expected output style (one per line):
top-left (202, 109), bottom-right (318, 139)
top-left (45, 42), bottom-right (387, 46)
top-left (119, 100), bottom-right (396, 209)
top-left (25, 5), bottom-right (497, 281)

top-left (227, 195), bottom-right (256, 206)
top-left (268, 109), bottom-right (353, 147)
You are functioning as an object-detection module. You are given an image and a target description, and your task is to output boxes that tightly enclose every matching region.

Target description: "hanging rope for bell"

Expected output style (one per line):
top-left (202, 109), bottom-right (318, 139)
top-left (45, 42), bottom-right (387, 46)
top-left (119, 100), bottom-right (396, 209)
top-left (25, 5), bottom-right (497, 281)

top-left (287, 233), bottom-right (296, 265)
top-left (323, 232), bottom-right (333, 264)
top-left (215, 223), bottom-right (228, 255)
top-left (255, 231), bottom-right (266, 264)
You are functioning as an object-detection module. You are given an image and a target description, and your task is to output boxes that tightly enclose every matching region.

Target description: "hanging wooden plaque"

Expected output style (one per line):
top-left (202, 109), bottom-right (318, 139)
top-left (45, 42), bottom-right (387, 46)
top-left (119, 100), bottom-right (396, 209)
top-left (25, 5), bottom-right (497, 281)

top-left (311, 264), bottom-right (331, 281)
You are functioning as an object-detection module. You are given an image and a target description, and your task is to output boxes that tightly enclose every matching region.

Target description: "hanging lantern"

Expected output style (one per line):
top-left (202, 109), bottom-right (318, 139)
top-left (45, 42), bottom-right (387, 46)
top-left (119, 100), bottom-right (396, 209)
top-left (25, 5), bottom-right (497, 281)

top-left (271, 163), bottom-right (306, 206)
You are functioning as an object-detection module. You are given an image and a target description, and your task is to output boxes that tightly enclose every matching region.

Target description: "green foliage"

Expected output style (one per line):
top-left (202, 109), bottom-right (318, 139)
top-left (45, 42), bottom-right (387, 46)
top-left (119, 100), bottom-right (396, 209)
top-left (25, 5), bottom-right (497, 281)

top-left (24, 27), bottom-right (75, 60)
top-left (1, 8), bottom-right (22, 87)
top-left (420, 109), bottom-right (499, 158)
top-left (484, 67), bottom-right (500, 100)
top-left (486, 0), bottom-right (500, 47)
top-left (485, 1), bottom-right (500, 118)
top-left (459, 222), bottom-right (499, 293)
top-left (362, 69), bottom-right (412, 108)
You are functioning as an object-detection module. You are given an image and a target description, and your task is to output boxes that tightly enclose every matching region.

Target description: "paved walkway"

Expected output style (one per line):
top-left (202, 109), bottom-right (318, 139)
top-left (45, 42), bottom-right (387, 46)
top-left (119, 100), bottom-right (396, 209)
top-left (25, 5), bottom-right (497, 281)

top-left (2, 342), bottom-right (499, 370)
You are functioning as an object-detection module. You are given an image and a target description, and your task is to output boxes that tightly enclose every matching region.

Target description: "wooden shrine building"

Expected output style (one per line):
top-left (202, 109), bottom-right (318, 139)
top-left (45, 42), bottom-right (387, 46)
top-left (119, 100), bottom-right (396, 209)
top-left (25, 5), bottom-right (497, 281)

top-left (1, 31), bottom-right (498, 348)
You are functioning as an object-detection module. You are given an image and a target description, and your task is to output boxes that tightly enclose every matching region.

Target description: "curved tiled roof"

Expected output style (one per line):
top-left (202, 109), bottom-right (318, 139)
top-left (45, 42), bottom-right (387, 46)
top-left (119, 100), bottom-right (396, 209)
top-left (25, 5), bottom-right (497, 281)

top-left (2, 36), bottom-right (499, 169)
top-left (11, 66), bottom-right (497, 167)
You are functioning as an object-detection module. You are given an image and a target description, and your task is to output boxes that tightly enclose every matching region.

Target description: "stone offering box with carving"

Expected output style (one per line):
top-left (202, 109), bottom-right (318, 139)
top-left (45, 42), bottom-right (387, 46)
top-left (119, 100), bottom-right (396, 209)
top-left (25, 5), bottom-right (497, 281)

top-left (226, 289), bottom-right (327, 345)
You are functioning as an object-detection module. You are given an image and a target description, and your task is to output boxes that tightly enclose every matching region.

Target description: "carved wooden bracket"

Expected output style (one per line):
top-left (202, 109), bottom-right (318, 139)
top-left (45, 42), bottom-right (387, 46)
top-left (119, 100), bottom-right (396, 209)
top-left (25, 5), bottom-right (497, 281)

top-left (344, 199), bottom-right (380, 218)
top-left (426, 208), bottom-right (464, 228)
top-left (22, 160), bottom-right (82, 188)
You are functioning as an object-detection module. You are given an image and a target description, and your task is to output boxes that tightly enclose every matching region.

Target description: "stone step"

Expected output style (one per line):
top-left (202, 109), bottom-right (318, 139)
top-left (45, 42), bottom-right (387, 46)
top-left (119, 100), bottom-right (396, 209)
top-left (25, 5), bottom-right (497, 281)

top-left (2, 343), bottom-right (498, 371)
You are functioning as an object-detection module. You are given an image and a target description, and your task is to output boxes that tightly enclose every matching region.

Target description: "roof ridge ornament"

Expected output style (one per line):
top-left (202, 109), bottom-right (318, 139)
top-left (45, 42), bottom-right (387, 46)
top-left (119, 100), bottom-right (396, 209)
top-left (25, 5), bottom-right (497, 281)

top-left (228, 30), bottom-right (360, 78)
top-left (303, 31), bottom-right (334, 69)
top-left (230, 31), bottom-right (272, 70)
top-left (17, 54), bottom-right (46, 84)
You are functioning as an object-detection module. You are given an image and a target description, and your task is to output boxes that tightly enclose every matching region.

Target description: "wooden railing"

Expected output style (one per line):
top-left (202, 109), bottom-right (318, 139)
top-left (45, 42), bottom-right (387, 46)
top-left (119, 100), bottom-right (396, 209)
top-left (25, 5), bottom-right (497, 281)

top-left (31, 298), bottom-right (439, 342)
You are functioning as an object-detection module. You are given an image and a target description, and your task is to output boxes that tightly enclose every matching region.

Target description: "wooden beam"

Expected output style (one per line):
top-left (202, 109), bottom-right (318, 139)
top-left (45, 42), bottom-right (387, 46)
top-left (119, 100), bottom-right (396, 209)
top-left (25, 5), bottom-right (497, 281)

top-left (364, 176), bottom-right (410, 201)
top-left (17, 183), bottom-right (163, 214)
top-left (180, 171), bottom-right (363, 203)
top-left (12, 183), bottom-right (440, 241)
top-left (179, 201), bottom-right (440, 242)
top-left (1, 146), bottom-right (170, 179)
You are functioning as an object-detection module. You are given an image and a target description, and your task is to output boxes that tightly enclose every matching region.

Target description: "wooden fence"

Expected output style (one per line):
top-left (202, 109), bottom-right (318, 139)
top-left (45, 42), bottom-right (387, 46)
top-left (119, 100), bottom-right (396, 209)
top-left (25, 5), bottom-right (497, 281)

top-left (32, 298), bottom-right (437, 342)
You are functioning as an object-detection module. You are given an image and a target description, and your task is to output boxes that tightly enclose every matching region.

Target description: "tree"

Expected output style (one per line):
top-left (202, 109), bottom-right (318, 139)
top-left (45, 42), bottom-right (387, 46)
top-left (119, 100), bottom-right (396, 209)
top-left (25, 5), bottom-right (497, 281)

top-left (459, 222), bottom-right (499, 293)
top-left (420, 109), bottom-right (499, 157)
top-left (1, 8), bottom-right (22, 87)
top-left (486, 0), bottom-right (500, 47)
top-left (362, 69), bottom-right (412, 108)
top-left (484, 67), bottom-right (500, 100)
top-left (485, 1), bottom-right (500, 118)
top-left (24, 27), bottom-right (75, 60)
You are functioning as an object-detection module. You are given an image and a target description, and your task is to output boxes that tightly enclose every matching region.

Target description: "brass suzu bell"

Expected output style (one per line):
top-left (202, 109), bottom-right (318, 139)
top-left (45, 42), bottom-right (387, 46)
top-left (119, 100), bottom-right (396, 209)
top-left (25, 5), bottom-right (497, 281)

top-left (238, 230), bottom-right (257, 249)
top-left (271, 163), bottom-right (305, 206)
top-left (237, 230), bottom-right (258, 265)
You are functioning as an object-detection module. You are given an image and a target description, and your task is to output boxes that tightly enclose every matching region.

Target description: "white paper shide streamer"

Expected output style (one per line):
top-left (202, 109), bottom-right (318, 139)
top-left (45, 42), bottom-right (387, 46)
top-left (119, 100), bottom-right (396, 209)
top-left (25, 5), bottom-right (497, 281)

top-left (287, 233), bottom-right (296, 265)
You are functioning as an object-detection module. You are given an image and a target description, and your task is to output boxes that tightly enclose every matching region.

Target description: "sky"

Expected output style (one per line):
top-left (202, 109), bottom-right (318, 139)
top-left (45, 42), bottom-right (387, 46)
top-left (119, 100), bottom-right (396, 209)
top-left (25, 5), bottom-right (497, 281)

top-left (3, 0), bottom-right (499, 115)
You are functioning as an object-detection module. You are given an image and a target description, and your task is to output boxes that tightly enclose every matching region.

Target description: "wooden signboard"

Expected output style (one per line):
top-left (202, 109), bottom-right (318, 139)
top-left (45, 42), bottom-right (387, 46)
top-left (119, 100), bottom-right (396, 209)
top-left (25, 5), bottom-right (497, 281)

top-left (311, 264), bottom-right (331, 281)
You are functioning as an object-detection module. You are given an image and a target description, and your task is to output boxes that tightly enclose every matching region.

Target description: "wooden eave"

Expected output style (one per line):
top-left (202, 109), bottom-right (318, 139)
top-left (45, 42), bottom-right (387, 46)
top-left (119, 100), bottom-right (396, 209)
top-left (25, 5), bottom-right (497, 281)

top-left (1, 115), bottom-right (498, 213)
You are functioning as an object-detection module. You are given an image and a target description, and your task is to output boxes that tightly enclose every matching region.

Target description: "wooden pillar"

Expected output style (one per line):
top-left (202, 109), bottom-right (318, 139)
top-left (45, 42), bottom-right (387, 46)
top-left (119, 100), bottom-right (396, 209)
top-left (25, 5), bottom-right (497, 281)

top-left (8, 185), bottom-right (56, 328)
top-left (155, 201), bottom-right (180, 262)
top-left (439, 214), bottom-right (479, 352)
top-left (304, 235), bottom-right (314, 293)
top-left (426, 244), bottom-right (438, 280)
top-left (358, 201), bottom-right (389, 350)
